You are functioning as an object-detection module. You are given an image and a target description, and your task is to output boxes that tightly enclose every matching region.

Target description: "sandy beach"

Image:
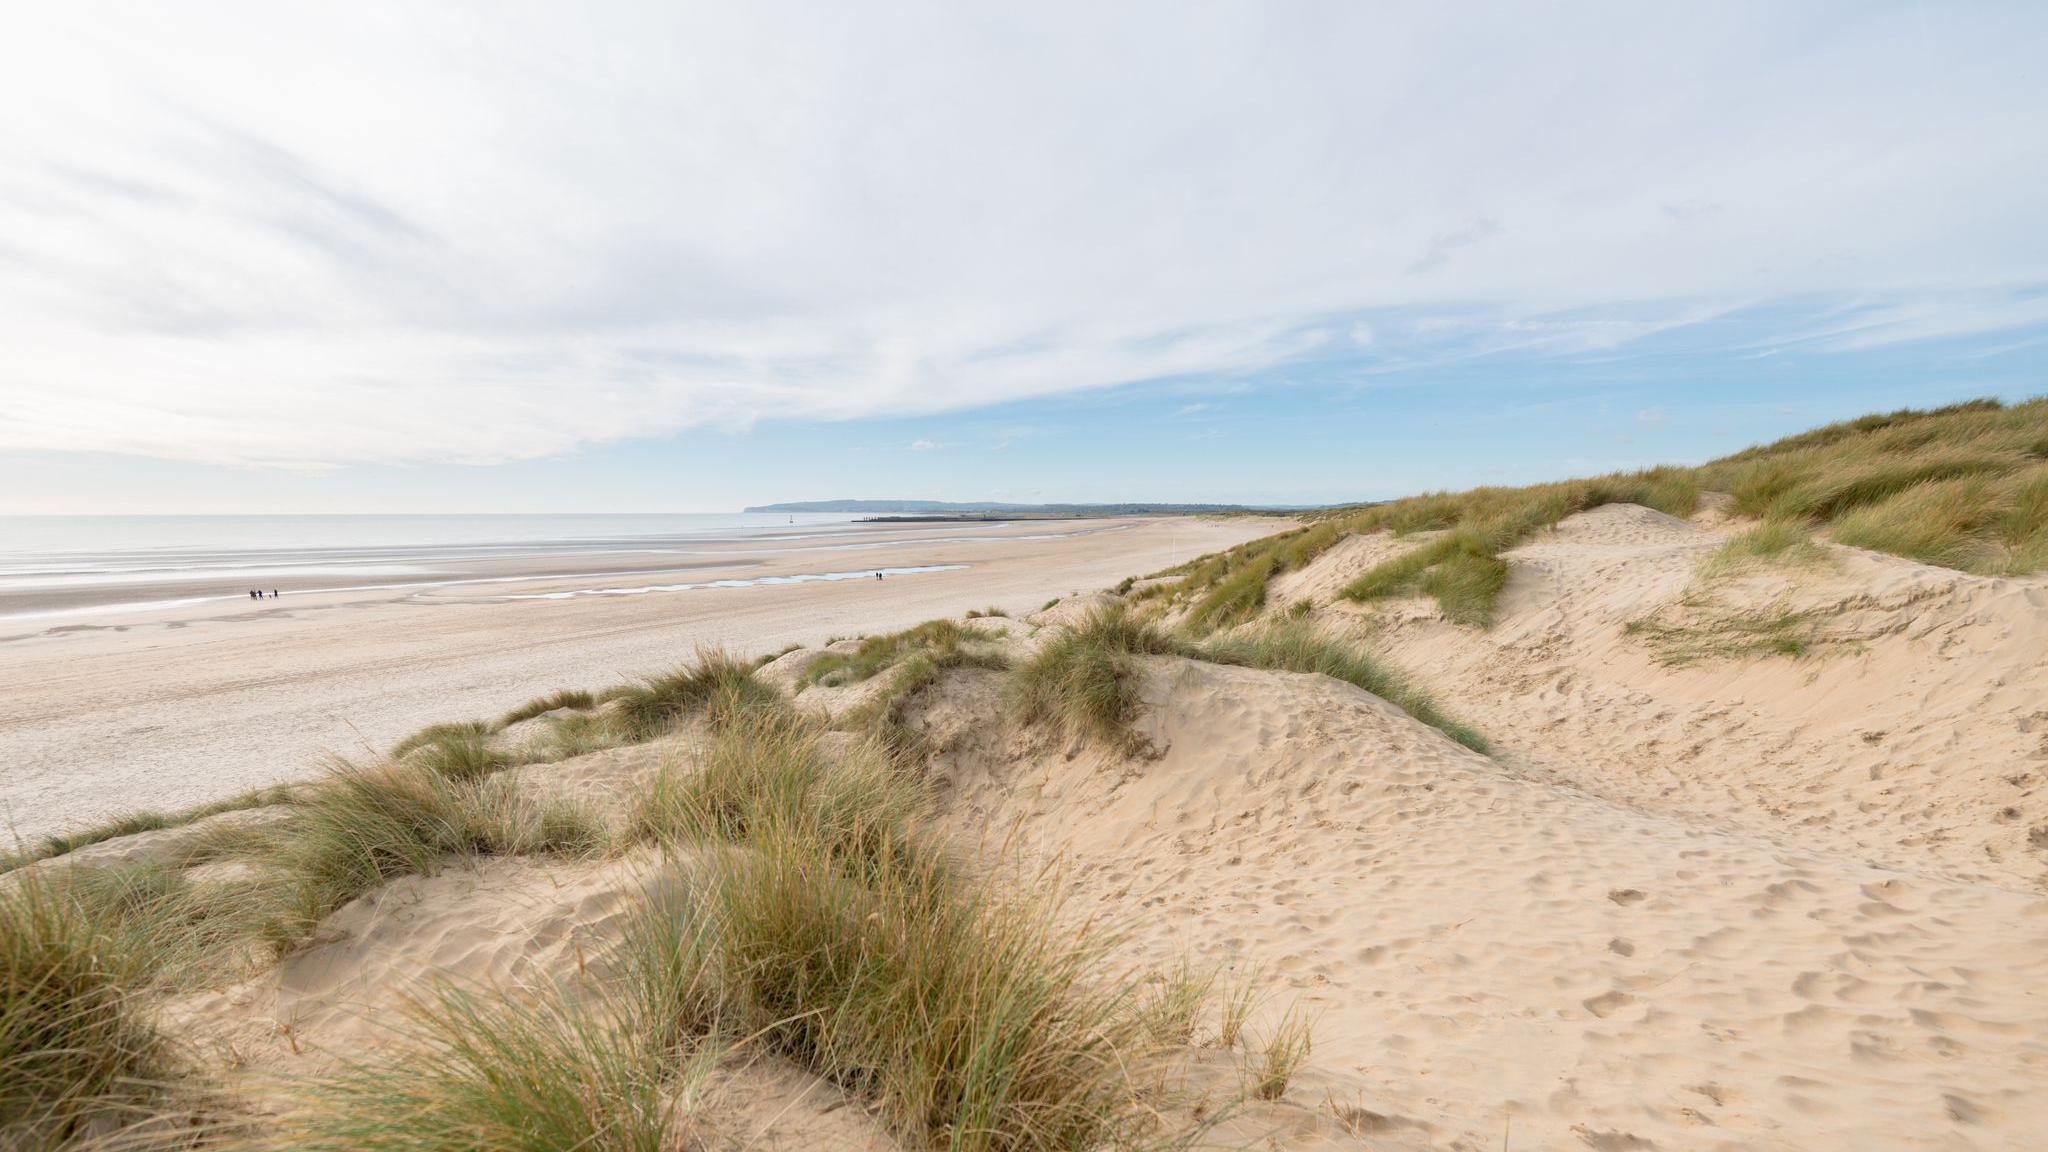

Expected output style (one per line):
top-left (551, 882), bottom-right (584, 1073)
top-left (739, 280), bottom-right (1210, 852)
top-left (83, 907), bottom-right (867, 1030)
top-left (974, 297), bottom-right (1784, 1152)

top-left (10, 10), bottom-right (2045, 1148)
top-left (14, 427), bottom-right (2048, 1149)
top-left (0, 516), bottom-right (1273, 841)
top-left (88, 493), bottom-right (2047, 1151)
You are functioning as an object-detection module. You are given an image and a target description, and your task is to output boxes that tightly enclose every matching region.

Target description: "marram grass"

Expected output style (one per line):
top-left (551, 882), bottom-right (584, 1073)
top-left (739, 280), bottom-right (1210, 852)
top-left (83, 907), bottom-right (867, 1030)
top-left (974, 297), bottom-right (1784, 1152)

top-left (622, 699), bottom-right (1194, 1151)
top-left (274, 980), bottom-right (687, 1152)
top-left (1164, 396), bottom-right (2048, 630)
top-left (1007, 605), bottom-right (1190, 755)
top-left (1198, 620), bottom-right (1487, 752)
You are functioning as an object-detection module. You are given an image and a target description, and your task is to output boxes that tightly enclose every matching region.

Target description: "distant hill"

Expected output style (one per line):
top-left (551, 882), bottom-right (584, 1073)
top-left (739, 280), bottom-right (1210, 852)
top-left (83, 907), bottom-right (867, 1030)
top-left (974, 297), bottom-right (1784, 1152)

top-left (743, 499), bottom-right (1302, 515)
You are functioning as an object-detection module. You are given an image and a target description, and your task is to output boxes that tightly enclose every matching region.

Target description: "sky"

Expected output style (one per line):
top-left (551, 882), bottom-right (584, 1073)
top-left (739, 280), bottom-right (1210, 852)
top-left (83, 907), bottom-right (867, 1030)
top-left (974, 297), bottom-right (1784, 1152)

top-left (2, 1), bottom-right (2045, 513)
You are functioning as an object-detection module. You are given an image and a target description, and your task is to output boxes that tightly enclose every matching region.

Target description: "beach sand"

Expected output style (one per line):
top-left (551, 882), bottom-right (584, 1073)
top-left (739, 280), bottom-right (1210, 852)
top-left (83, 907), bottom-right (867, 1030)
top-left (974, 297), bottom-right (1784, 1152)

top-left (1, 516), bottom-right (1274, 841)
top-left (25, 501), bottom-right (2048, 1149)
top-left (897, 505), bottom-right (2048, 1148)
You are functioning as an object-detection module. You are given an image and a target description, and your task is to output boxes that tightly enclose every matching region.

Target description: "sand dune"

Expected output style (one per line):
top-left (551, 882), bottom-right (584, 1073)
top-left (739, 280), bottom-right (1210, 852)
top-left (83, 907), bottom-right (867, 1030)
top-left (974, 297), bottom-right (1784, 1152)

top-left (910, 656), bottom-right (2048, 1149)
top-left (14, 498), bottom-right (2048, 1149)
top-left (1339, 503), bottom-right (2048, 888)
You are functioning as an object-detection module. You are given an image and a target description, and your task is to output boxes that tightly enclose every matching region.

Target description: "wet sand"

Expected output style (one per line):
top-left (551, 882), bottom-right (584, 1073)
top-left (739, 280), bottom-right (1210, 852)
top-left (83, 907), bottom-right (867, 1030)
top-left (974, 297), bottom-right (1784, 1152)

top-left (2, 516), bottom-right (1272, 841)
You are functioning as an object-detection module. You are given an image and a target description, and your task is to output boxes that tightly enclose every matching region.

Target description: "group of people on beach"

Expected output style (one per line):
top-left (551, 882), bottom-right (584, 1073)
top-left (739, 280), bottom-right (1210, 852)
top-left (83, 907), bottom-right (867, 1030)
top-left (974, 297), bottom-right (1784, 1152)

top-left (247, 589), bottom-right (278, 600)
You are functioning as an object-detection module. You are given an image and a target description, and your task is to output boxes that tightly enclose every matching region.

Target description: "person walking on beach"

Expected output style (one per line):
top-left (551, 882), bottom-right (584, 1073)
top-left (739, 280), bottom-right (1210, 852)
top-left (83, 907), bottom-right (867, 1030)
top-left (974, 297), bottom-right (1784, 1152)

top-left (271, 589), bottom-right (279, 599)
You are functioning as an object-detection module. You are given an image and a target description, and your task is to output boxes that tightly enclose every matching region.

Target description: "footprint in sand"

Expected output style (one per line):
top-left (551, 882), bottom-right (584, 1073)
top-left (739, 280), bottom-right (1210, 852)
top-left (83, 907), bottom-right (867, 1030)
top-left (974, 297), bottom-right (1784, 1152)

top-left (1583, 990), bottom-right (1635, 1018)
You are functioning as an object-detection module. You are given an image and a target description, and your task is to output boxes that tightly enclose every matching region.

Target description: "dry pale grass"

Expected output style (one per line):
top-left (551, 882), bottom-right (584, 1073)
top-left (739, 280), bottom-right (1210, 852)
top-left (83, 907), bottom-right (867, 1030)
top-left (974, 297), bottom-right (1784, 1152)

top-left (1624, 595), bottom-right (1832, 667)
top-left (0, 864), bottom-right (263, 1145)
top-left (1701, 516), bottom-right (1829, 574)
top-left (1831, 466), bottom-right (2048, 574)
top-left (799, 619), bottom-right (1007, 688)
top-left (1007, 605), bottom-right (1190, 755)
top-left (1214, 966), bottom-right (1265, 1052)
top-left (1251, 1007), bottom-right (1316, 1102)
top-left (2, 785), bottom-right (297, 876)
top-left (604, 647), bottom-right (779, 743)
top-left (1700, 399), bottom-right (2048, 574)
top-left (498, 689), bottom-right (597, 727)
top-left (621, 702), bottom-right (1187, 1151)
top-left (272, 981), bottom-right (691, 1152)
top-left (1326, 469), bottom-right (1697, 626)
top-left (1164, 396), bottom-right (2047, 632)
top-left (1197, 620), bottom-right (1486, 752)
top-left (1, 870), bottom-right (179, 1143)
top-left (247, 760), bottom-right (608, 951)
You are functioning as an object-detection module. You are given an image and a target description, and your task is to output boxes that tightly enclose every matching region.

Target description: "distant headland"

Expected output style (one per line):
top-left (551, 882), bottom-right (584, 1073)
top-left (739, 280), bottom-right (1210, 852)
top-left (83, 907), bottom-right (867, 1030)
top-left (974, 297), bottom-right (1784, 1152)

top-left (744, 499), bottom-right (1309, 518)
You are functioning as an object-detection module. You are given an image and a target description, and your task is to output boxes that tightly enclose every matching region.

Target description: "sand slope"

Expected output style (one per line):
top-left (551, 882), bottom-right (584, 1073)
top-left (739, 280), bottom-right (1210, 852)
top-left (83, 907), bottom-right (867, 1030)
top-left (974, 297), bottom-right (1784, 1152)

top-left (914, 658), bottom-right (2048, 1150)
top-left (1314, 503), bottom-right (2048, 888)
top-left (168, 844), bottom-right (906, 1150)
top-left (30, 501), bottom-right (2048, 1149)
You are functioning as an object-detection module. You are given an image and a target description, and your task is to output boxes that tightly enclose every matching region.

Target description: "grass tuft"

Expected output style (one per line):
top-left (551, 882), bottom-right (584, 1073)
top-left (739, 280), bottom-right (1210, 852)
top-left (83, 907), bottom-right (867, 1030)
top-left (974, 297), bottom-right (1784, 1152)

top-left (1185, 556), bottom-right (1275, 632)
top-left (1215, 966), bottom-right (1264, 1052)
top-left (9, 786), bottom-right (297, 874)
top-left (1168, 397), bottom-right (2048, 634)
top-left (277, 981), bottom-right (685, 1152)
top-left (620, 701), bottom-right (1170, 1151)
top-left (1831, 469), bottom-right (2048, 574)
top-left (1198, 620), bottom-right (1487, 752)
top-left (400, 726), bottom-right (509, 783)
top-left (1334, 468), bottom-right (1695, 627)
top-left (605, 648), bottom-right (780, 742)
top-left (1703, 517), bottom-right (1827, 573)
top-left (0, 864), bottom-right (256, 1142)
top-left (1624, 598), bottom-right (1828, 666)
top-left (1416, 533), bottom-right (1510, 628)
top-left (1007, 606), bottom-right (1189, 755)
top-left (800, 620), bottom-right (1006, 689)
top-left (1252, 1007), bottom-right (1315, 1101)
top-left (249, 761), bottom-right (606, 950)
top-left (637, 832), bottom-right (1154, 1150)
top-left (1, 871), bottom-right (173, 1142)
top-left (391, 721), bottom-right (494, 761)
top-left (1701, 400), bottom-right (2048, 574)
top-left (1136, 962), bottom-right (1216, 1048)
top-left (631, 696), bottom-right (925, 882)
top-left (531, 710), bottom-right (631, 762)
top-left (499, 689), bottom-right (597, 728)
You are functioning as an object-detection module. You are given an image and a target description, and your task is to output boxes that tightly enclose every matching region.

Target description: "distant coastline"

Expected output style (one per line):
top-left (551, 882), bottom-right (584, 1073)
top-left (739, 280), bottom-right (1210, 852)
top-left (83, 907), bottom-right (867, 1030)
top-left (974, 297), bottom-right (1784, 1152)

top-left (745, 499), bottom-right (1312, 516)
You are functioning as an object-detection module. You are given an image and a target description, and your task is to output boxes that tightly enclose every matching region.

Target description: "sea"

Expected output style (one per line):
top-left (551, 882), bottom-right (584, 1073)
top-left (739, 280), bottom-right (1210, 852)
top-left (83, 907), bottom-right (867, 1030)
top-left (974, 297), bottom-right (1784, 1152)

top-left (0, 513), bottom-right (927, 624)
top-left (0, 513), bottom-right (1121, 627)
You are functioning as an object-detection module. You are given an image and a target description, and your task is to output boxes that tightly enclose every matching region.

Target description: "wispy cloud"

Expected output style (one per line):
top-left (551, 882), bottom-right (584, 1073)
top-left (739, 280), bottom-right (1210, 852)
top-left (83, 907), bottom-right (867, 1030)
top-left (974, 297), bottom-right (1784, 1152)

top-left (1407, 218), bottom-right (1502, 275)
top-left (0, 2), bottom-right (2043, 473)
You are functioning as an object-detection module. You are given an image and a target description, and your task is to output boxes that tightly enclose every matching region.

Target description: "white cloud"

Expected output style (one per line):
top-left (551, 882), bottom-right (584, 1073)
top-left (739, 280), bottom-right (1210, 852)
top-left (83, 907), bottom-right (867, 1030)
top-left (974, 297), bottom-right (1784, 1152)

top-left (0, 1), bottom-right (2044, 468)
top-left (909, 439), bottom-right (938, 452)
top-left (1636, 407), bottom-right (1669, 424)
top-left (1407, 218), bottom-right (1502, 275)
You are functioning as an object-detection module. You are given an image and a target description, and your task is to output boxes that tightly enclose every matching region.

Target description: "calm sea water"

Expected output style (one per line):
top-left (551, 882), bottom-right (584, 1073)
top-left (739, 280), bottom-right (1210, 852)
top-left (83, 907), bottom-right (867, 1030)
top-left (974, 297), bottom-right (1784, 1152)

top-left (0, 513), bottom-right (864, 582)
top-left (0, 513), bottom-right (1101, 625)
